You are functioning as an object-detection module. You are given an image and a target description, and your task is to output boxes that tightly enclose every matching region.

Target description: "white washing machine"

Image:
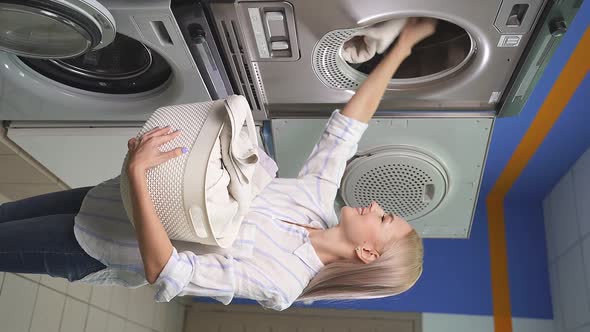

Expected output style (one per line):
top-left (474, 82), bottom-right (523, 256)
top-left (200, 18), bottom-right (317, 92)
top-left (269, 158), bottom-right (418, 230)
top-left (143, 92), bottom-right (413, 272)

top-left (0, 0), bottom-right (233, 122)
top-left (0, 0), bottom-right (241, 188)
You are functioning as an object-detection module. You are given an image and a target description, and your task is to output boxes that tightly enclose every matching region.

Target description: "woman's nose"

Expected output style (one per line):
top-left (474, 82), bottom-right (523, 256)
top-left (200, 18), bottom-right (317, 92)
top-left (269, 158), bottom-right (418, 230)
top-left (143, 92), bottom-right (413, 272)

top-left (372, 201), bottom-right (384, 214)
top-left (369, 201), bottom-right (377, 210)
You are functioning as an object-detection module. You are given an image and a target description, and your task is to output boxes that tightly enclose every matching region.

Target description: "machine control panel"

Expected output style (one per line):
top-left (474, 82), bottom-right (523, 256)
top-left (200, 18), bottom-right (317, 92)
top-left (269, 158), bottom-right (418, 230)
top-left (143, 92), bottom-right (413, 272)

top-left (239, 2), bottom-right (300, 61)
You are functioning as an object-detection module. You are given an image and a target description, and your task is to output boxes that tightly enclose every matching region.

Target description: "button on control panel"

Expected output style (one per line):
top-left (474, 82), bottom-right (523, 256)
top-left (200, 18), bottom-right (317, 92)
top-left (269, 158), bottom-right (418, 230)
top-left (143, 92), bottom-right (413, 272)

top-left (265, 11), bottom-right (287, 41)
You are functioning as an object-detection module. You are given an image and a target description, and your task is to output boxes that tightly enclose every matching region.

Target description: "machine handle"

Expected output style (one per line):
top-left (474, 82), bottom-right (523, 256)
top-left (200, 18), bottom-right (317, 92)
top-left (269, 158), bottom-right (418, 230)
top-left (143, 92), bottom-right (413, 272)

top-left (188, 23), bottom-right (230, 99)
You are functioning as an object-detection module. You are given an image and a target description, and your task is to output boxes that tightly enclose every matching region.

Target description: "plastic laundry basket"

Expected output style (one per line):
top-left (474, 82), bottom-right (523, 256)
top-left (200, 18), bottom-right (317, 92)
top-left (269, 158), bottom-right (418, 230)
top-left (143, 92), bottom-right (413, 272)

top-left (120, 96), bottom-right (251, 247)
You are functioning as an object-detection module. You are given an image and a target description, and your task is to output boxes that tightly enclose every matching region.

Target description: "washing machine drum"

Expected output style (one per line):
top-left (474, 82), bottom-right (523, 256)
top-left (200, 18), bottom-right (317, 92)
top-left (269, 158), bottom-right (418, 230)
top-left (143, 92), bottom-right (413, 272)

top-left (341, 146), bottom-right (449, 221)
top-left (314, 19), bottom-right (475, 90)
top-left (0, 0), bottom-right (116, 59)
top-left (19, 33), bottom-right (173, 94)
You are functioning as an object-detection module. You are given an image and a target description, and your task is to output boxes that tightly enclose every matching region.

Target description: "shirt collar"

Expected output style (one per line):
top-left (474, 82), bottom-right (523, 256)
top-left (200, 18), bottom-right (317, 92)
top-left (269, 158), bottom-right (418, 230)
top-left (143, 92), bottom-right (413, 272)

top-left (293, 236), bottom-right (324, 274)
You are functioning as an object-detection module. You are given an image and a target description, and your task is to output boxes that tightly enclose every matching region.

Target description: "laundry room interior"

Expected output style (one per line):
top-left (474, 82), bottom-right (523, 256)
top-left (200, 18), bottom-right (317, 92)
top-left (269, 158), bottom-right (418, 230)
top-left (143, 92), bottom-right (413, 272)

top-left (0, 0), bottom-right (588, 332)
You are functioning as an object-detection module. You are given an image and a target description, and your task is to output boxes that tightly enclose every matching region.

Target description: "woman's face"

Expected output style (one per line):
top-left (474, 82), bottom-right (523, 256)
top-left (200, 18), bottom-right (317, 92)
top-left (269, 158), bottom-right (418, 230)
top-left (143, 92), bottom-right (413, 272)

top-left (339, 201), bottom-right (413, 254)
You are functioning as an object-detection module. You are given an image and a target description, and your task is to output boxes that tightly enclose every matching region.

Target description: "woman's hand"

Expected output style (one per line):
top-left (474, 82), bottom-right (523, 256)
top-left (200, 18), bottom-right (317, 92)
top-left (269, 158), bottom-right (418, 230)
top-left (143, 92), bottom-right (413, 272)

top-left (126, 126), bottom-right (181, 283)
top-left (398, 17), bottom-right (438, 50)
top-left (340, 17), bottom-right (437, 123)
top-left (127, 126), bottom-right (186, 174)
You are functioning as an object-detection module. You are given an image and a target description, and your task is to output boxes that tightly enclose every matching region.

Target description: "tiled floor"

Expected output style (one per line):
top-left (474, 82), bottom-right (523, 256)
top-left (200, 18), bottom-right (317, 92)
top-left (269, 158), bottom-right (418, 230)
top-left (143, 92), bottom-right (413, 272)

top-left (0, 272), bottom-right (185, 332)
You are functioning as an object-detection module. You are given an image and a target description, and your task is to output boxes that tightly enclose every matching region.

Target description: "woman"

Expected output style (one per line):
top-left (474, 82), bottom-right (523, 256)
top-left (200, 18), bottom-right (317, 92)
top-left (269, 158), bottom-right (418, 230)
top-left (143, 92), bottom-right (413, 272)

top-left (0, 18), bottom-right (436, 310)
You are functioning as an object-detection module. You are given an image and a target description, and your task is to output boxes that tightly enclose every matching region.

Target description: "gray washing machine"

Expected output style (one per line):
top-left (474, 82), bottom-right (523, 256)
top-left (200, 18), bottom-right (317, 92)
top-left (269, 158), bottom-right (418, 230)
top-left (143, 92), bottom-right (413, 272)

top-left (206, 0), bottom-right (579, 116)
top-left (205, 0), bottom-right (582, 238)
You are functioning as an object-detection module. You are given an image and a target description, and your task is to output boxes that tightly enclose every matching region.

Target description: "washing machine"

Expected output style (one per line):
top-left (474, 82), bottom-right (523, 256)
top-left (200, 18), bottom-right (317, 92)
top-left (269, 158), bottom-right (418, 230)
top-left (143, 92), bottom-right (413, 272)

top-left (0, 0), bottom-right (234, 122)
top-left (203, 0), bottom-right (582, 238)
top-left (0, 0), bottom-right (251, 188)
top-left (206, 0), bottom-right (582, 117)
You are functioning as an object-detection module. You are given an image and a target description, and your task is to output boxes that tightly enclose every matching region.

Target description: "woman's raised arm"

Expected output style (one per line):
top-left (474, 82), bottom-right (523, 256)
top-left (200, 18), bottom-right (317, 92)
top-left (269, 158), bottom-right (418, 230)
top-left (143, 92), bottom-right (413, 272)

top-left (341, 18), bottom-right (437, 123)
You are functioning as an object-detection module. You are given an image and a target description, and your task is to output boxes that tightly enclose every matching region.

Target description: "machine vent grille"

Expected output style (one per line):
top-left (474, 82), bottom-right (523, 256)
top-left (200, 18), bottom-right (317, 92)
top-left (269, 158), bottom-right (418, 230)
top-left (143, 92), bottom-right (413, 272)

top-left (341, 147), bottom-right (448, 221)
top-left (251, 62), bottom-right (268, 104)
top-left (312, 29), bottom-right (359, 90)
top-left (218, 20), bottom-right (265, 111)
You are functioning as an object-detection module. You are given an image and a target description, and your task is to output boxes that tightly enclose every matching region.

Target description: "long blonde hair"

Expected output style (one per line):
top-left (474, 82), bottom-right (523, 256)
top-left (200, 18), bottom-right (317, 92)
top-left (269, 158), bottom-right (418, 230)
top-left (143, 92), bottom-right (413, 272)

top-left (298, 229), bottom-right (423, 301)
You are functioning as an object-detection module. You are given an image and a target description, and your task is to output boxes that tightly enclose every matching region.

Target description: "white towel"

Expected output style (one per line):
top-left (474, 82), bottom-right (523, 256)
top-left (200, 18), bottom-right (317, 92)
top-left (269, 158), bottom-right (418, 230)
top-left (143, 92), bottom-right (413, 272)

top-left (205, 135), bottom-right (278, 239)
top-left (205, 96), bottom-right (278, 240)
top-left (342, 18), bottom-right (407, 64)
top-left (204, 137), bottom-right (239, 238)
top-left (220, 121), bottom-right (254, 218)
top-left (252, 146), bottom-right (278, 195)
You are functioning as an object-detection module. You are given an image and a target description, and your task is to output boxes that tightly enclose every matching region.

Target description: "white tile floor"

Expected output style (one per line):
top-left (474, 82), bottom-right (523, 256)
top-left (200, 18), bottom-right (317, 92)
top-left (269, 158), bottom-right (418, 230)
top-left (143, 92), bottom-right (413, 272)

top-left (0, 272), bottom-right (185, 332)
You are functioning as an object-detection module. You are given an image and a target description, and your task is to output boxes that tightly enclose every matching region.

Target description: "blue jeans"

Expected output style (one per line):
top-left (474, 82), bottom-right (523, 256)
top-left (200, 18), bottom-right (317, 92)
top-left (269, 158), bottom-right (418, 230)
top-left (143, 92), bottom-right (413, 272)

top-left (0, 187), bottom-right (106, 281)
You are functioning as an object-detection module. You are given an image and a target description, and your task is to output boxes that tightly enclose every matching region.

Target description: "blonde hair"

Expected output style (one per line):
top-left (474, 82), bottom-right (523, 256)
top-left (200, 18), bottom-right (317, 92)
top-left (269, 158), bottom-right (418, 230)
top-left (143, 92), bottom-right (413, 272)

top-left (297, 229), bottom-right (423, 301)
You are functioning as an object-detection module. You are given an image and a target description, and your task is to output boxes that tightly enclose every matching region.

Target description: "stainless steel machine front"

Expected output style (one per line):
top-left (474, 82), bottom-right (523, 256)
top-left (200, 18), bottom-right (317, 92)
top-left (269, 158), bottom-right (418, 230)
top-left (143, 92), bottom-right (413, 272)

top-left (203, 0), bottom-right (582, 238)
top-left (206, 0), bottom-right (570, 118)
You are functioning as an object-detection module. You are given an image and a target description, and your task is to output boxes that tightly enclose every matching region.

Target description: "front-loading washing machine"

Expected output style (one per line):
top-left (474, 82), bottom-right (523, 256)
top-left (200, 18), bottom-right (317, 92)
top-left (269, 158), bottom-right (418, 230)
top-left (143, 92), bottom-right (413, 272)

top-left (203, 0), bottom-right (582, 238)
top-left (0, 0), bottom-right (233, 122)
top-left (206, 0), bottom-right (579, 117)
top-left (0, 0), bottom-right (245, 189)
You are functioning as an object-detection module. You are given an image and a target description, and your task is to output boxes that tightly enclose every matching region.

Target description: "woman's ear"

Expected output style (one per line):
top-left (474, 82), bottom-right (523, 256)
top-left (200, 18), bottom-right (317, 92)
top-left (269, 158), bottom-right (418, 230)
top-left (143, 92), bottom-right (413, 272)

top-left (355, 245), bottom-right (380, 264)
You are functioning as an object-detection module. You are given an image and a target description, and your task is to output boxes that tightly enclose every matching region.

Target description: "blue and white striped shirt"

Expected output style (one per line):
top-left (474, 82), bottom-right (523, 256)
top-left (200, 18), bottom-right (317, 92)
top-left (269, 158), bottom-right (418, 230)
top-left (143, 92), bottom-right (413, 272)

top-left (74, 110), bottom-right (368, 310)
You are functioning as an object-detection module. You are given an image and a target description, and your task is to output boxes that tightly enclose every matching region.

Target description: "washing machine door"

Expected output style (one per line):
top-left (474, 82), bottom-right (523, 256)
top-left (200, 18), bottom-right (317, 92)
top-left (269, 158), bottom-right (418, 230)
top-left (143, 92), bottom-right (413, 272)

top-left (0, 0), bottom-right (115, 59)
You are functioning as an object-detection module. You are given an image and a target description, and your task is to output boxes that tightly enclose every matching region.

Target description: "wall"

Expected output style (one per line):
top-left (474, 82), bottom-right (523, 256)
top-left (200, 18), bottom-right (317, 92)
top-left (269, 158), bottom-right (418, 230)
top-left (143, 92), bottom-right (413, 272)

top-left (422, 314), bottom-right (553, 332)
top-left (543, 148), bottom-right (590, 332)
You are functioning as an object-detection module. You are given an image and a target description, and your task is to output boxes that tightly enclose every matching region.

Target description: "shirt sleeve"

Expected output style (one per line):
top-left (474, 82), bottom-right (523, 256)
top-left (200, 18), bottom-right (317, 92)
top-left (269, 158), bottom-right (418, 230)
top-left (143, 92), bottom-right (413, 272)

top-left (154, 248), bottom-right (283, 307)
top-left (296, 110), bottom-right (368, 222)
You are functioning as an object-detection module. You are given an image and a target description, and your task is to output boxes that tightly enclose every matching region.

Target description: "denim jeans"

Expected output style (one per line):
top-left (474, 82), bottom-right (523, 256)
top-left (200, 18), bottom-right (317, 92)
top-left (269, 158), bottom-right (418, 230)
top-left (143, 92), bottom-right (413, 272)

top-left (0, 187), bottom-right (106, 281)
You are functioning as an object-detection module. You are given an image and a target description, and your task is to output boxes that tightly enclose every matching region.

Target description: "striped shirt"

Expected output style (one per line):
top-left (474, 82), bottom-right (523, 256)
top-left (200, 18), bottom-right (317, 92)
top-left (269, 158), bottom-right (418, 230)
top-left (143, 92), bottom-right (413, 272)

top-left (74, 110), bottom-right (368, 310)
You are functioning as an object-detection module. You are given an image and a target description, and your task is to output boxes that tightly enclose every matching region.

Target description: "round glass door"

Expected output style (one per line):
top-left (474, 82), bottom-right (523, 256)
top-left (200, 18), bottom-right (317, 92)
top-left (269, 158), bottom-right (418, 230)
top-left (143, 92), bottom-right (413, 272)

top-left (0, 0), bottom-right (115, 59)
top-left (20, 33), bottom-right (172, 94)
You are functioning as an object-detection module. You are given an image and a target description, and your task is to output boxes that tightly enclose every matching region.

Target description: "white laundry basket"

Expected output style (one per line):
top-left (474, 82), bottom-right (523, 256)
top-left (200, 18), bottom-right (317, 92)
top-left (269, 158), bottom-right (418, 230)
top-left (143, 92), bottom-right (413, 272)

top-left (120, 95), bottom-right (255, 247)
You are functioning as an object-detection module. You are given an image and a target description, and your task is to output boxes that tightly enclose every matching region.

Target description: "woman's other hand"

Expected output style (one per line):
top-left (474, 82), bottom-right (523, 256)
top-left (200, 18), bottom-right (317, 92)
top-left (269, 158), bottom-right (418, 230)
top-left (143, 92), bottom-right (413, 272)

top-left (398, 18), bottom-right (438, 51)
top-left (127, 126), bottom-right (186, 174)
top-left (125, 126), bottom-right (179, 284)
